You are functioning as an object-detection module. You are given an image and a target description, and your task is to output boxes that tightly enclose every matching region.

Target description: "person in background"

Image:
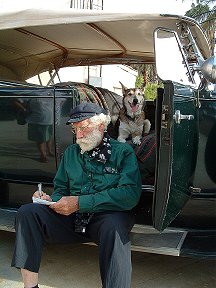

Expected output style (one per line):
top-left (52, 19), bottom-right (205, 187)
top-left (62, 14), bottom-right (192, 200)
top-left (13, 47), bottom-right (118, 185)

top-left (11, 102), bottom-right (142, 288)
top-left (14, 98), bottom-right (54, 162)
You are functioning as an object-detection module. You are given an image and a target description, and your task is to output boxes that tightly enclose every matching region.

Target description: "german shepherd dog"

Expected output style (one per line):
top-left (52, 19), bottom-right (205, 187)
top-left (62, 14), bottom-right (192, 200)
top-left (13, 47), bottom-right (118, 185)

top-left (117, 82), bottom-right (151, 145)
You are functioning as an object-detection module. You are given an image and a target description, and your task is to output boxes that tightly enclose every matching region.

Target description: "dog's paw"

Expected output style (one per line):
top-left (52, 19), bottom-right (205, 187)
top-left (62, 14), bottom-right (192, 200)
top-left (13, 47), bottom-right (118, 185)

top-left (117, 136), bottom-right (126, 143)
top-left (143, 119), bottom-right (151, 134)
top-left (132, 136), bottom-right (141, 145)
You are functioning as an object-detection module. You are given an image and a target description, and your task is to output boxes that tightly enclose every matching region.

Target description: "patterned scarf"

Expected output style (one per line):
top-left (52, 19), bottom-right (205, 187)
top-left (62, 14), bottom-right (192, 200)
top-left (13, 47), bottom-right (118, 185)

top-left (87, 131), bottom-right (111, 164)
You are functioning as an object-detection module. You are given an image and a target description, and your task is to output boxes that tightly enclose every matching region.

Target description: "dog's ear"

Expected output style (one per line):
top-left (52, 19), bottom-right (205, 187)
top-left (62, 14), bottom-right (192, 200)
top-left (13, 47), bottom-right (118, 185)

top-left (135, 85), bottom-right (145, 96)
top-left (119, 81), bottom-right (128, 95)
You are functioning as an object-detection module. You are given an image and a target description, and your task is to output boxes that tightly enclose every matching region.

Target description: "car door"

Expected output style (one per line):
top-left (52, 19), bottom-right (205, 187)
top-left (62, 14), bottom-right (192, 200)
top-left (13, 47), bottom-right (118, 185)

top-left (153, 82), bottom-right (198, 231)
top-left (153, 27), bottom-right (200, 231)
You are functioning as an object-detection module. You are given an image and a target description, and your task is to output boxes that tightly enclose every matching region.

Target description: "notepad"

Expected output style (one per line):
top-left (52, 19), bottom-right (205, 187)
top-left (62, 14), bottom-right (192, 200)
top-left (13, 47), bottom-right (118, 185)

top-left (32, 197), bottom-right (56, 205)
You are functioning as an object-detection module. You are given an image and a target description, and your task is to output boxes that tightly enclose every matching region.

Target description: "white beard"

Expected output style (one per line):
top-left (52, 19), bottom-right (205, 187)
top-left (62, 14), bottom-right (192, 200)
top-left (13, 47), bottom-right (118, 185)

top-left (76, 128), bottom-right (103, 153)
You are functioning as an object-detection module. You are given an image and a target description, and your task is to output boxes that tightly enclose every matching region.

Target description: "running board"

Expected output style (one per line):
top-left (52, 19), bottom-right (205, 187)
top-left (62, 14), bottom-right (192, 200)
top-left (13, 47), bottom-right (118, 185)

top-left (130, 225), bottom-right (187, 256)
top-left (0, 208), bottom-right (17, 232)
top-left (0, 208), bottom-right (187, 256)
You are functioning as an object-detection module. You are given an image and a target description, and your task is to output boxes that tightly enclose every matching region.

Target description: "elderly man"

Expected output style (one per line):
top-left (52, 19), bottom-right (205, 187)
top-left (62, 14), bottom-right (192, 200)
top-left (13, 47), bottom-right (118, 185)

top-left (11, 102), bottom-right (142, 288)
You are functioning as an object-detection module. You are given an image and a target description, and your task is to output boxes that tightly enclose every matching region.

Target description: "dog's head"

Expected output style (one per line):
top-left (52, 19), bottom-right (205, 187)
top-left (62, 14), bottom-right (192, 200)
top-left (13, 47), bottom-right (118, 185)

top-left (120, 82), bottom-right (145, 117)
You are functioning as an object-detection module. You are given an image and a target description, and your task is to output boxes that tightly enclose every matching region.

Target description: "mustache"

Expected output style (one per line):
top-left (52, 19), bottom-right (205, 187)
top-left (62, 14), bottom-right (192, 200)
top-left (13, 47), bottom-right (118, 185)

top-left (76, 138), bottom-right (91, 144)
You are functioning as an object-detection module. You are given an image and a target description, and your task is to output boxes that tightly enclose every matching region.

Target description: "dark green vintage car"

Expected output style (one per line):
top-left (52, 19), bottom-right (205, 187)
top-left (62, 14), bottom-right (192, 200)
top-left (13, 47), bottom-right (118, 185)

top-left (0, 10), bottom-right (215, 258)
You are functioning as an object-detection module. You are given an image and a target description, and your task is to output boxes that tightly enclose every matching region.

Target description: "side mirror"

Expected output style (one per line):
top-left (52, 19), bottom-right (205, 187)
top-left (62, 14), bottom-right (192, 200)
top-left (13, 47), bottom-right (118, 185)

top-left (195, 56), bottom-right (216, 84)
top-left (154, 28), bottom-right (195, 86)
top-left (154, 28), bottom-right (215, 87)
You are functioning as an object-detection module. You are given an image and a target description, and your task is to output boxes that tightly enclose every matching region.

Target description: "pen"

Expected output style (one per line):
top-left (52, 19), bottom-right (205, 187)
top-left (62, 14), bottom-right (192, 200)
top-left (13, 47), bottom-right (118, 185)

top-left (38, 183), bottom-right (42, 198)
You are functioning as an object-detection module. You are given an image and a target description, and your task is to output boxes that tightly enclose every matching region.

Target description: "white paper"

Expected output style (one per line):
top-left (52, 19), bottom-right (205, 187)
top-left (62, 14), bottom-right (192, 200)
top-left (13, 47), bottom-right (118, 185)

top-left (32, 197), bottom-right (56, 205)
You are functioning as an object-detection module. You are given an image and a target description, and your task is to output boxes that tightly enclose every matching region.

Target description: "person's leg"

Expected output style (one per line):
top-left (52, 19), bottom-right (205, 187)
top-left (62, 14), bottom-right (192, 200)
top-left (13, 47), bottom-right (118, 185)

top-left (46, 125), bottom-right (54, 156)
top-left (28, 124), bottom-right (47, 162)
top-left (11, 203), bottom-right (89, 287)
top-left (21, 269), bottom-right (38, 288)
top-left (46, 138), bottom-right (54, 156)
top-left (87, 211), bottom-right (135, 288)
top-left (37, 142), bottom-right (47, 162)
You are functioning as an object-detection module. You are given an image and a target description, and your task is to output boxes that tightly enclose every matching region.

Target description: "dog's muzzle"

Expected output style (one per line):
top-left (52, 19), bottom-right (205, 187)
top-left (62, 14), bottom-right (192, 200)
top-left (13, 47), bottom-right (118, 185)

top-left (132, 97), bottom-right (138, 105)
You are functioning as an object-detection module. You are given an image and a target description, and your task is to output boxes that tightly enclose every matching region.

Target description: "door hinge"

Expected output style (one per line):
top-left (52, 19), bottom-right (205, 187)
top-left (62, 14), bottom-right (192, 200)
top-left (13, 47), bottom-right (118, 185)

top-left (161, 105), bottom-right (169, 129)
top-left (189, 186), bottom-right (201, 193)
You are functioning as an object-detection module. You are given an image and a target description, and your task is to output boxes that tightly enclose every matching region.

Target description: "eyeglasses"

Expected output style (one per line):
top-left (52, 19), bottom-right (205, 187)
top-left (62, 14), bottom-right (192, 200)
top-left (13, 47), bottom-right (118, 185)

top-left (71, 123), bottom-right (91, 134)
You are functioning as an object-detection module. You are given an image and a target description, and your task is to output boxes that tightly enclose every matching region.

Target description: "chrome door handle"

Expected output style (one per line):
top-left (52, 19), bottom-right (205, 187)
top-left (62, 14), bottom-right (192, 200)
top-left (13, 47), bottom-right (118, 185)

top-left (173, 110), bottom-right (194, 124)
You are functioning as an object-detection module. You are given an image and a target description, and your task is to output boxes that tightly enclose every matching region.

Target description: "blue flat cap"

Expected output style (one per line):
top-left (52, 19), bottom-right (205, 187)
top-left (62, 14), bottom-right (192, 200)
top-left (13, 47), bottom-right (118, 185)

top-left (66, 102), bottom-right (108, 124)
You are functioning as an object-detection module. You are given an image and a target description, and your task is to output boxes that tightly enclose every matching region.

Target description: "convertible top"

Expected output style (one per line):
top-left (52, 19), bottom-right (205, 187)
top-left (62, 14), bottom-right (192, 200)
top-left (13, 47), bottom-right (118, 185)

top-left (0, 9), bottom-right (211, 81)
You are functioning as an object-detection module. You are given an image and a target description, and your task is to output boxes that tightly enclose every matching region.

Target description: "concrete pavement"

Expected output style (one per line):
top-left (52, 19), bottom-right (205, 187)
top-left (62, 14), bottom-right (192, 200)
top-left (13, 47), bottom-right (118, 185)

top-left (0, 230), bottom-right (215, 288)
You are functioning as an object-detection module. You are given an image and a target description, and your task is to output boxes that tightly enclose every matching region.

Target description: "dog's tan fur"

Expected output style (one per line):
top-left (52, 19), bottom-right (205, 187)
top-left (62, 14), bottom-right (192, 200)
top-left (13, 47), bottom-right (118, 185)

top-left (117, 82), bottom-right (151, 145)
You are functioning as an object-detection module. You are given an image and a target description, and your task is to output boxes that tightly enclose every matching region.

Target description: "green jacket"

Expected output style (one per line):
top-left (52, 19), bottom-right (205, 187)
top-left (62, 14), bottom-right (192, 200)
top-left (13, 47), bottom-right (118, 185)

top-left (51, 138), bottom-right (142, 213)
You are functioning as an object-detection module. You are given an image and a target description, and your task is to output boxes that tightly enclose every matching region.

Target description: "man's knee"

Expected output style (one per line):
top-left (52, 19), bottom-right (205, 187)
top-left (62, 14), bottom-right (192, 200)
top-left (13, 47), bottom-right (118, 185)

top-left (17, 203), bottom-right (38, 217)
top-left (16, 203), bottom-right (33, 218)
top-left (97, 212), bottom-right (133, 244)
top-left (102, 211), bottom-right (133, 230)
top-left (16, 203), bottom-right (46, 225)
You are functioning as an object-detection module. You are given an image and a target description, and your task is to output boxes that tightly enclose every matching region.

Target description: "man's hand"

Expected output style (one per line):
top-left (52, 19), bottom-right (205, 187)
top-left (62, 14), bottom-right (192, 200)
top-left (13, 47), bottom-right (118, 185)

top-left (33, 190), bottom-right (52, 201)
top-left (50, 196), bottom-right (79, 215)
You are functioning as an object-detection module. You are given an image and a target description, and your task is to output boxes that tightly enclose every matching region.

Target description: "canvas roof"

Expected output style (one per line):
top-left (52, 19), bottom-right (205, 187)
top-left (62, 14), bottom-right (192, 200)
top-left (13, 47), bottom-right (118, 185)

top-left (0, 9), bottom-right (211, 81)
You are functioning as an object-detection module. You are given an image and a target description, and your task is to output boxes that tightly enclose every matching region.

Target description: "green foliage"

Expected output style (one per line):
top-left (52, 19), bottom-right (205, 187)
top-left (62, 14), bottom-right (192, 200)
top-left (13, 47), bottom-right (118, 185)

top-left (135, 74), bottom-right (144, 88)
top-left (135, 74), bottom-right (163, 100)
top-left (144, 82), bottom-right (163, 100)
top-left (184, 0), bottom-right (216, 53)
